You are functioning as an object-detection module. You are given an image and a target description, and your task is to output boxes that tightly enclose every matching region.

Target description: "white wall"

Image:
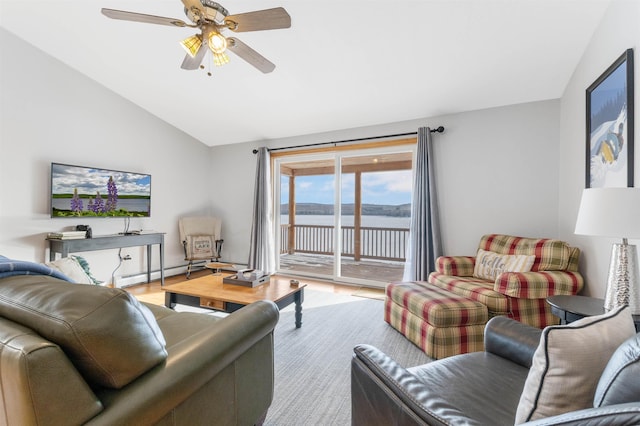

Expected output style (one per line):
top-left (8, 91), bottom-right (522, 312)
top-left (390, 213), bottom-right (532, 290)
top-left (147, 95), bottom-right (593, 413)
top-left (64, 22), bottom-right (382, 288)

top-left (5, 0), bottom-right (635, 292)
top-left (211, 100), bottom-right (561, 263)
top-left (558, 0), bottom-right (640, 297)
top-left (433, 101), bottom-right (561, 254)
top-left (0, 29), bottom-right (213, 284)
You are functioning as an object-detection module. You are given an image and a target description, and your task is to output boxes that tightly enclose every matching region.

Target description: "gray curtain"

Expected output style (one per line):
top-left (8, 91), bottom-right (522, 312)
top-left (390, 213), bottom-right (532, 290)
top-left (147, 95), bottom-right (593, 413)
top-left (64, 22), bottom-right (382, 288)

top-left (248, 147), bottom-right (276, 274)
top-left (403, 127), bottom-right (442, 281)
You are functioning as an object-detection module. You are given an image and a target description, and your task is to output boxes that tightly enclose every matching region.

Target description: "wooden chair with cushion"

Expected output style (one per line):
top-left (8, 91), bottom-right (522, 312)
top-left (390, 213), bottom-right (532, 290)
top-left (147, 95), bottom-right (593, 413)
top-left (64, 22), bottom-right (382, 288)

top-left (178, 216), bottom-right (224, 278)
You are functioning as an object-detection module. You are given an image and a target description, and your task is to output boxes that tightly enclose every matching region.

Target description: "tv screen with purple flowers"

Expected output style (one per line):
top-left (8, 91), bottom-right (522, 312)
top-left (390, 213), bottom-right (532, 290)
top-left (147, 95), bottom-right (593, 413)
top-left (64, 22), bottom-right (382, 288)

top-left (50, 163), bottom-right (151, 218)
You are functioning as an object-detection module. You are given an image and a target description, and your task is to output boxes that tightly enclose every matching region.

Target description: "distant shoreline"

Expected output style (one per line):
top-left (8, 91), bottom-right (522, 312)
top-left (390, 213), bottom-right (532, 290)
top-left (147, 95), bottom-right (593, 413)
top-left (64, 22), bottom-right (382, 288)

top-left (281, 202), bottom-right (411, 217)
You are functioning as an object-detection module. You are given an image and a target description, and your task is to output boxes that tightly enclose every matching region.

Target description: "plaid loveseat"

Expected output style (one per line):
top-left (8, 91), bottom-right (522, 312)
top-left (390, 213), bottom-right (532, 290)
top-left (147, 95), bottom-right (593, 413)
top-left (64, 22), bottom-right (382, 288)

top-left (428, 234), bottom-right (584, 328)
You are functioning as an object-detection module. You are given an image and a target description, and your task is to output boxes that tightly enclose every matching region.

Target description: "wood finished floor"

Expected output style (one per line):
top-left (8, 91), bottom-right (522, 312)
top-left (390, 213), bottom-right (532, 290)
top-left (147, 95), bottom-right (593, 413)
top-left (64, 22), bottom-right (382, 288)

top-left (124, 269), bottom-right (385, 306)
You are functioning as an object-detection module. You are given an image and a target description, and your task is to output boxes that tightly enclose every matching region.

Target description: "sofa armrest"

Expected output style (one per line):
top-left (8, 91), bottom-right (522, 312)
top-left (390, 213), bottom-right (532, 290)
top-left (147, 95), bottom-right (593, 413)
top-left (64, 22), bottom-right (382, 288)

top-left (435, 256), bottom-right (475, 276)
top-left (0, 317), bottom-right (104, 425)
top-left (87, 300), bottom-right (279, 426)
top-left (494, 271), bottom-right (584, 298)
top-left (521, 402), bottom-right (640, 425)
top-left (484, 316), bottom-right (541, 368)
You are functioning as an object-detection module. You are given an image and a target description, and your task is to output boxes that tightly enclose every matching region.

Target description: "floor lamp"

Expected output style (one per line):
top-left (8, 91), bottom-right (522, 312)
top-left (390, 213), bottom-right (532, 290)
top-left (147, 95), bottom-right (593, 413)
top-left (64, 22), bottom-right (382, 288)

top-left (575, 188), bottom-right (640, 314)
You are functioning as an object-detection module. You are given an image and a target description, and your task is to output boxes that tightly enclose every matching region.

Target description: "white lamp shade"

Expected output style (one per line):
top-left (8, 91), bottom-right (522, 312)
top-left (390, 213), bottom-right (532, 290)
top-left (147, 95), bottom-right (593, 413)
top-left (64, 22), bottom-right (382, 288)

top-left (575, 188), bottom-right (640, 239)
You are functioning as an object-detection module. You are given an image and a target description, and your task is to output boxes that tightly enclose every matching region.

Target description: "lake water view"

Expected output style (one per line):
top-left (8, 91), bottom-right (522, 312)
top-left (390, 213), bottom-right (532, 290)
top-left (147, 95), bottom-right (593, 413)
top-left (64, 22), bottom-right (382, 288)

top-left (280, 214), bottom-right (410, 261)
top-left (52, 198), bottom-right (150, 214)
top-left (280, 215), bottom-right (410, 228)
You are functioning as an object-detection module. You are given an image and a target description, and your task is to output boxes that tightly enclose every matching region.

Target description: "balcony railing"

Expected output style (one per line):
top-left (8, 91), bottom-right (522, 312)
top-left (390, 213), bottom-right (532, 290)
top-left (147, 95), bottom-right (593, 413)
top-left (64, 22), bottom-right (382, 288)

top-left (280, 224), bottom-right (408, 261)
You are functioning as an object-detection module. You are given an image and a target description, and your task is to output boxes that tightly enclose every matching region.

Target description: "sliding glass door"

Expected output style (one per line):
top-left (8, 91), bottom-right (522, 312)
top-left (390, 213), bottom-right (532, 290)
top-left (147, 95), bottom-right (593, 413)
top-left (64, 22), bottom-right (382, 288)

top-left (339, 151), bottom-right (413, 284)
top-left (274, 144), bottom-right (415, 287)
top-left (277, 153), bottom-right (336, 277)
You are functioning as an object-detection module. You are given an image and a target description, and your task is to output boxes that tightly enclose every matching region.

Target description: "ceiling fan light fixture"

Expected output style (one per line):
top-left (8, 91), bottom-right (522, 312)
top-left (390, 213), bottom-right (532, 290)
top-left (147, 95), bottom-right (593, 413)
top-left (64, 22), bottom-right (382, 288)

top-left (102, 3), bottom-right (291, 73)
top-left (180, 34), bottom-right (202, 58)
top-left (207, 30), bottom-right (229, 66)
top-left (208, 31), bottom-right (227, 54)
top-left (212, 52), bottom-right (230, 66)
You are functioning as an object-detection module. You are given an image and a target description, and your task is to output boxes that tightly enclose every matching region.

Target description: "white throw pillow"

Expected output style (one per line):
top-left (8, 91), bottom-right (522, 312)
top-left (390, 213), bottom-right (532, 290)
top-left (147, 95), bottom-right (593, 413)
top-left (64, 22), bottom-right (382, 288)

top-left (515, 306), bottom-right (635, 424)
top-left (47, 256), bottom-right (95, 284)
top-left (473, 249), bottom-right (535, 280)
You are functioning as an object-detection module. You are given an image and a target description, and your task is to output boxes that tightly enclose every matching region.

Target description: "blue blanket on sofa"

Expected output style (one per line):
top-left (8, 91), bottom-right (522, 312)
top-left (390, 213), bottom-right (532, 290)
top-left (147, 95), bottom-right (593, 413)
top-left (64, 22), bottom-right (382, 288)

top-left (0, 255), bottom-right (71, 281)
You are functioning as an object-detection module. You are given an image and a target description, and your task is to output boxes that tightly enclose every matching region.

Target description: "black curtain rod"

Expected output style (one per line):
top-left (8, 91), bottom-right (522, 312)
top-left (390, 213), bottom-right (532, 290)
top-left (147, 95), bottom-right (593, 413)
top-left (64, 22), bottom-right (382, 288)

top-left (252, 126), bottom-right (444, 154)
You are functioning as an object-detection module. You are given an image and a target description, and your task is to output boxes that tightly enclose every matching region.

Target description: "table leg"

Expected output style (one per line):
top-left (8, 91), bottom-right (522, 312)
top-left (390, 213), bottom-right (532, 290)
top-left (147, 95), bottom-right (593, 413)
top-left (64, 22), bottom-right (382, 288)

top-left (146, 244), bottom-right (152, 283)
top-left (294, 288), bottom-right (304, 328)
top-left (159, 235), bottom-right (165, 286)
top-left (165, 292), bottom-right (176, 309)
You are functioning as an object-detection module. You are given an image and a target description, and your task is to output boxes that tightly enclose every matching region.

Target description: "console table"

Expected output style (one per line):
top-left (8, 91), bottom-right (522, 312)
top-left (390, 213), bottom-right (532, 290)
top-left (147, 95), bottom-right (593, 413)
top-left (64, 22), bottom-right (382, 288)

top-left (47, 233), bottom-right (165, 286)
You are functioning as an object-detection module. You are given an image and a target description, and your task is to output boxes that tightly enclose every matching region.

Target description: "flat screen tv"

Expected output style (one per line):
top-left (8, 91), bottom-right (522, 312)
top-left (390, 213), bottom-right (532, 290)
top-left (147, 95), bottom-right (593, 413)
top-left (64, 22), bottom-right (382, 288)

top-left (50, 163), bottom-right (151, 218)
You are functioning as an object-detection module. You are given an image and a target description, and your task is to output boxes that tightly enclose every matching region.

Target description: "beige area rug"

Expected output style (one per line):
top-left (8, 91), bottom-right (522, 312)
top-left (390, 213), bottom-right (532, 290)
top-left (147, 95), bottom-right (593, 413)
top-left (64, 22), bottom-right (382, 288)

top-left (266, 292), bottom-right (431, 425)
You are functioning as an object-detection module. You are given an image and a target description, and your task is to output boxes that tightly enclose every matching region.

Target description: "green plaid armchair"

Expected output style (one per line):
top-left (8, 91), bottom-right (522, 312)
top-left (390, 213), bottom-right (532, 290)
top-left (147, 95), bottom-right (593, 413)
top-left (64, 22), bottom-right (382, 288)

top-left (385, 234), bottom-right (584, 358)
top-left (428, 234), bottom-right (584, 328)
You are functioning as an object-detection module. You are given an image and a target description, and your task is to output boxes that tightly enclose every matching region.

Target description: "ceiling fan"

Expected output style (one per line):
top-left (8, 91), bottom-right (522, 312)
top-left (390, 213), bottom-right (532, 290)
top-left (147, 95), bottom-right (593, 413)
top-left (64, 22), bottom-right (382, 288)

top-left (101, 0), bottom-right (291, 74)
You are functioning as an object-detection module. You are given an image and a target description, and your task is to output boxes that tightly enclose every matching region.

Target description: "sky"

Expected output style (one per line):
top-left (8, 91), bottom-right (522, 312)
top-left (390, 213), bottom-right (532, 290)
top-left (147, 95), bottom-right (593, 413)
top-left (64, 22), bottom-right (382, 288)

top-left (51, 163), bottom-right (151, 196)
top-left (590, 58), bottom-right (627, 129)
top-left (281, 170), bottom-right (412, 205)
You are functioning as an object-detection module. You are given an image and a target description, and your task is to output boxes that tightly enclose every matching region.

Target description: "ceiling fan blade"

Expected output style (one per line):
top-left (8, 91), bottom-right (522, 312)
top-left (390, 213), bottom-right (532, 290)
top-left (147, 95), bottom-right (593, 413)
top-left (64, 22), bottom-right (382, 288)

top-left (227, 37), bottom-right (275, 73)
top-left (101, 8), bottom-right (189, 27)
top-left (224, 7), bottom-right (291, 32)
top-left (181, 43), bottom-right (208, 70)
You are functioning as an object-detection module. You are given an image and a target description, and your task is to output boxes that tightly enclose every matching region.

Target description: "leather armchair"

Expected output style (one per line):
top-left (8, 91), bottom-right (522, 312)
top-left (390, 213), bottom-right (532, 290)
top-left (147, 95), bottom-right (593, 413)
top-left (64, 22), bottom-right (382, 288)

top-left (352, 316), bottom-right (640, 425)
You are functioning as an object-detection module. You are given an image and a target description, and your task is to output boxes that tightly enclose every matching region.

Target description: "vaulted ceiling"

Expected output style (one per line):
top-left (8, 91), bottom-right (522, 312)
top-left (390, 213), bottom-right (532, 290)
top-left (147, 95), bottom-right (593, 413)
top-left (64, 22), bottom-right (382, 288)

top-left (0, 0), bottom-right (611, 147)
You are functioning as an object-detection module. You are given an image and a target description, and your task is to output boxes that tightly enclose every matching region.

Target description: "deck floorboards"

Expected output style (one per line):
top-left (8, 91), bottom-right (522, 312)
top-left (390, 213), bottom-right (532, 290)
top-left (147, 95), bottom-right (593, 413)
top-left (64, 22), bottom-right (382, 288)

top-left (278, 253), bottom-right (404, 284)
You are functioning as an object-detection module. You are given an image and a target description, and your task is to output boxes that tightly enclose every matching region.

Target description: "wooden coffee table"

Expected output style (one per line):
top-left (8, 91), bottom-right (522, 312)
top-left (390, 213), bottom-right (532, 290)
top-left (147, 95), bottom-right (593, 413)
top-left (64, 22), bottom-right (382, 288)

top-left (163, 274), bottom-right (306, 328)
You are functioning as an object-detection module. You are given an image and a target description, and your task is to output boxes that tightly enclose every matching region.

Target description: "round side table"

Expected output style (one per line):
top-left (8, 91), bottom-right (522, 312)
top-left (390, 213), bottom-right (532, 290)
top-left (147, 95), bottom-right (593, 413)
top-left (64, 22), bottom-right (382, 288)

top-left (546, 295), bottom-right (640, 331)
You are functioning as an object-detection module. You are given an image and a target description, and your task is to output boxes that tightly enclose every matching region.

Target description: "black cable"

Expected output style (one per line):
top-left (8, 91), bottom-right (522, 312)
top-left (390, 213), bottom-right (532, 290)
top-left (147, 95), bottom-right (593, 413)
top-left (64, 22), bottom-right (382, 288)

top-left (111, 248), bottom-right (124, 286)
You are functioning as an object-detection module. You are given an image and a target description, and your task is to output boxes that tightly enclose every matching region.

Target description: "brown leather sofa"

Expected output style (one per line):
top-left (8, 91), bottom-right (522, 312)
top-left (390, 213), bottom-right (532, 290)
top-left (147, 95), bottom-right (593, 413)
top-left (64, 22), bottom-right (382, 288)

top-left (352, 314), bottom-right (640, 425)
top-left (0, 274), bottom-right (279, 425)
